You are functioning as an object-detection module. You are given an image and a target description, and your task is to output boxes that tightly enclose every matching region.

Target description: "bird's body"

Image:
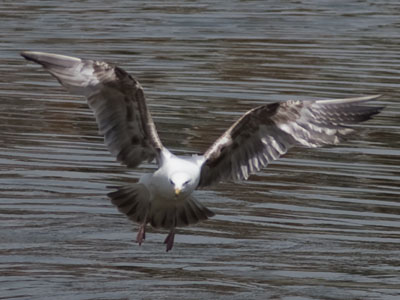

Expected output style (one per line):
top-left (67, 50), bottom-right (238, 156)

top-left (21, 51), bottom-right (383, 251)
top-left (108, 149), bottom-right (213, 251)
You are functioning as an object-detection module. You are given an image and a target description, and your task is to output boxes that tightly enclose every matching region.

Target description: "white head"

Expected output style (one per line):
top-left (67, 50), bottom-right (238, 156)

top-left (169, 172), bottom-right (193, 197)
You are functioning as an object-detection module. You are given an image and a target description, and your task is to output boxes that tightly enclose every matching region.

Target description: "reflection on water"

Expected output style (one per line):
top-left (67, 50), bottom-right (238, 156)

top-left (1, 1), bottom-right (400, 299)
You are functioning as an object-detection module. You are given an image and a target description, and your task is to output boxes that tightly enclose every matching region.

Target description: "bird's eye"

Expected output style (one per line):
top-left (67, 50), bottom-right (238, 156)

top-left (184, 180), bottom-right (190, 185)
top-left (169, 179), bottom-right (174, 185)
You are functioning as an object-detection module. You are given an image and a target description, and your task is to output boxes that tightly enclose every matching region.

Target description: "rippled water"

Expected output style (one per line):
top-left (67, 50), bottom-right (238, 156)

top-left (1, 1), bottom-right (400, 299)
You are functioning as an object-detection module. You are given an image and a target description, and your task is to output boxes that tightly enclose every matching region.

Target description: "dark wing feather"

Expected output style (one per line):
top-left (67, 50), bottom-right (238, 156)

top-left (198, 95), bottom-right (383, 187)
top-left (21, 51), bottom-right (163, 168)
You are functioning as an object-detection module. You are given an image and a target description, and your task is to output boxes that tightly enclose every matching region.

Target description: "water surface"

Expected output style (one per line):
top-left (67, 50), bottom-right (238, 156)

top-left (1, 1), bottom-right (400, 299)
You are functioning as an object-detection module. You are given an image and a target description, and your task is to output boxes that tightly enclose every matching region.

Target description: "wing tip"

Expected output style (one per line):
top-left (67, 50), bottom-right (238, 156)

top-left (20, 51), bottom-right (40, 63)
top-left (367, 105), bottom-right (385, 120)
top-left (20, 51), bottom-right (82, 67)
top-left (315, 94), bottom-right (382, 105)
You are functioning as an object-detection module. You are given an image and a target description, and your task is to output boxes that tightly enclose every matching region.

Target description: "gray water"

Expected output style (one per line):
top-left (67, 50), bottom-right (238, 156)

top-left (1, 1), bottom-right (400, 299)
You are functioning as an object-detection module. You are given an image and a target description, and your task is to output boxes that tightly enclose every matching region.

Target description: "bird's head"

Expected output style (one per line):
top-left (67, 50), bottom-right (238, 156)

top-left (169, 172), bottom-right (192, 197)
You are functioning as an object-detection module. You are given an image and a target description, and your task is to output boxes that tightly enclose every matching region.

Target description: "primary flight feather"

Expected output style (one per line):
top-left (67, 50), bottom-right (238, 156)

top-left (21, 51), bottom-right (383, 251)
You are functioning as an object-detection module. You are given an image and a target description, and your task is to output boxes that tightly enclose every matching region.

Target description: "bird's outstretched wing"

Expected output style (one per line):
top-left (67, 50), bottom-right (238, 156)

top-left (21, 51), bottom-right (163, 168)
top-left (198, 95), bottom-right (383, 187)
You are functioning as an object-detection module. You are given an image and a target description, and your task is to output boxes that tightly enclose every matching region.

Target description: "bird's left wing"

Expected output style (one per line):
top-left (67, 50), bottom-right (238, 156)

top-left (198, 95), bottom-right (383, 187)
top-left (21, 51), bottom-right (163, 168)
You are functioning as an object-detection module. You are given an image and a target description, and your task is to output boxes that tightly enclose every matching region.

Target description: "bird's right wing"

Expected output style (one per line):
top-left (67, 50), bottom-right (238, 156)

top-left (21, 51), bottom-right (163, 168)
top-left (198, 95), bottom-right (383, 187)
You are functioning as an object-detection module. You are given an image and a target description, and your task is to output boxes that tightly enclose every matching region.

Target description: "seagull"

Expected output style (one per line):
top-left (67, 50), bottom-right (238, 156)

top-left (21, 51), bottom-right (383, 251)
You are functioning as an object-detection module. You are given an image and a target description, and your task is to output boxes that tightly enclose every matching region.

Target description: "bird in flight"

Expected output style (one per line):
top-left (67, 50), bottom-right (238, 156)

top-left (21, 51), bottom-right (383, 251)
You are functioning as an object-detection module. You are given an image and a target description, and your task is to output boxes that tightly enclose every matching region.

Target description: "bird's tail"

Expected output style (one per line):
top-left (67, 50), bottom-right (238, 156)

top-left (149, 196), bottom-right (215, 229)
top-left (108, 184), bottom-right (215, 229)
top-left (108, 184), bottom-right (151, 224)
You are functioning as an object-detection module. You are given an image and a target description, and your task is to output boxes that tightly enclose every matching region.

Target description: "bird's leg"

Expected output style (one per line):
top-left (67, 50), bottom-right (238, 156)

top-left (136, 223), bottom-right (146, 246)
top-left (164, 228), bottom-right (175, 252)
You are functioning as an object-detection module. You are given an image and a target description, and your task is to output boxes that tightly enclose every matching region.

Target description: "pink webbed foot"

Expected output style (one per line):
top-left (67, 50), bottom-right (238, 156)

top-left (136, 224), bottom-right (146, 246)
top-left (164, 229), bottom-right (175, 252)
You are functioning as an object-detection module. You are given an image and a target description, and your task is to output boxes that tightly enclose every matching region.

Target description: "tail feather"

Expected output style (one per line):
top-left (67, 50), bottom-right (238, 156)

top-left (185, 198), bottom-right (212, 224)
top-left (108, 185), bottom-right (214, 230)
top-left (149, 197), bottom-right (215, 229)
top-left (108, 184), bottom-right (151, 224)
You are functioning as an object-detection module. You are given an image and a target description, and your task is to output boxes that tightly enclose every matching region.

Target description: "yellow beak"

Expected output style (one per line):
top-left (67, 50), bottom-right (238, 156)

top-left (174, 188), bottom-right (181, 196)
